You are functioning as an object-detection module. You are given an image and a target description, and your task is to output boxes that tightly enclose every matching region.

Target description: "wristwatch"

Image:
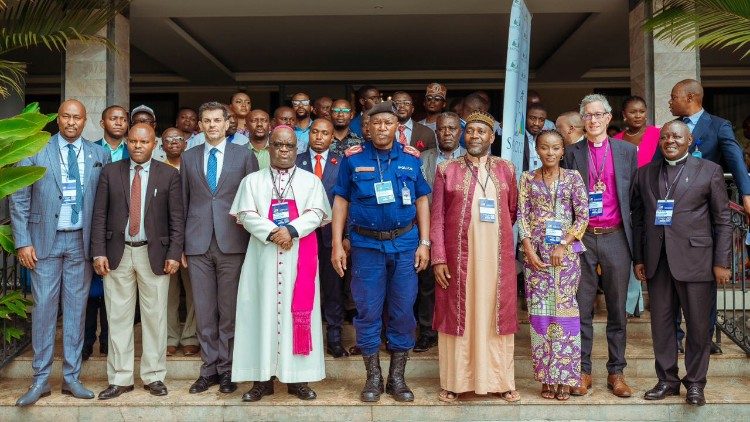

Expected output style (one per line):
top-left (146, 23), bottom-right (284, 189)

top-left (419, 239), bottom-right (432, 248)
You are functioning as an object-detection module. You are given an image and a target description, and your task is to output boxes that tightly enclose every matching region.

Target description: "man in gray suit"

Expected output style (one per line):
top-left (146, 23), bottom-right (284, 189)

top-left (11, 99), bottom-right (111, 406)
top-left (181, 102), bottom-right (258, 395)
top-left (415, 111), bottom-right (465, 352)
top-left (563, 94), bottom-right (638, 398)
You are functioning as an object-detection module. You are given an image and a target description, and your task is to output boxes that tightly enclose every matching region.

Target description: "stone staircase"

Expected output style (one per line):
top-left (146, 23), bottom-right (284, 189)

top-left (1, 311), bottom-right (748, 421)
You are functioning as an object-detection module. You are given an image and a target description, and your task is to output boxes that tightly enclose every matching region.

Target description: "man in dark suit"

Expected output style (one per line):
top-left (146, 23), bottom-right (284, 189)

top-left (181, 102), bottom-right (259, 394)
top-left (11, 99), bottom-right (110, 406)
top-left (632, 121), bottom-right (731, 406)
top-left (658, 79), bottom-right (750, 354)
top-left (295, 118), bottom-right (347, 357)
top-left (392, 91), bottom-right (437, 152)
top-left (84, 105), bottom-right (131, 361)
top-left (91, 124), bottom-right (184, 399)
top-left (563, 94), bottom-right (638, 398)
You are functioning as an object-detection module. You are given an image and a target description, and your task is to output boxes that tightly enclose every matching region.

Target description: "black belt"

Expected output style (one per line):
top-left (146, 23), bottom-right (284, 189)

top-left (353, 222), bottom-right (413, 241)
top-left (125, 241), bottom-right (148, 247)
top-left (57, 228), bottom-right (81, 232)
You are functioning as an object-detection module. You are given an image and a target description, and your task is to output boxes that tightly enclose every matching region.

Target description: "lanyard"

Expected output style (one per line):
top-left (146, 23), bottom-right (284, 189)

top-left (465, 156), bottom-right (491, 197)
top-left (662, 162), bottom-right (686, 200)
top-left (587, 140), bottom-right (609, 184)
top-left (540, 167), bottom-right (562, 216)
top-left (374, 150), bottom-right (392, 182)
top-left (269, 167), bottom-right (296, 203)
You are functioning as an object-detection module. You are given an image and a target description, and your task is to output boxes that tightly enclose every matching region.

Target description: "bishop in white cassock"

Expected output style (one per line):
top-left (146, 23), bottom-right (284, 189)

top-left (229, 126), bottom-right (331, 402)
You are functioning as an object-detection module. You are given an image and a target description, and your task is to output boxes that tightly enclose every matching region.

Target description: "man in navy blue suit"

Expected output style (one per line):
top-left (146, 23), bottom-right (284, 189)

top-left (660, 79), bottom-right (750, 355)
top-left (295, 118), bottom-right (348, 357)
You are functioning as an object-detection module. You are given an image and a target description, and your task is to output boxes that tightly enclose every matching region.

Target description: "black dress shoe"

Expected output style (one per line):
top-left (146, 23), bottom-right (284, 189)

top-left (413, 333), bottom-right (437, 353)
top-left (144, 381), bottom-right (168, 396)
top-left (82, 345), bottom-right (93, 361)
top-left (326, 341), bottom-right (350, 358)
top-left (189, 375), bottom-right (219, 394)
top-left (644, 381), bottom-right (680, 400)
top-left (287, 382), bottom-right (316, 400)
top-left (98, 384), bottom-right (134, 400)
top-left (242, 380), bottom-right (274, 402)
top-left (677, 340), bottom-right (684, 354)
top-left (710, 341), bottom-right (723, 355)
top-left (219, 371), bottom-right (237, 393)
top-left (686, 386), bottom-right (706, 406)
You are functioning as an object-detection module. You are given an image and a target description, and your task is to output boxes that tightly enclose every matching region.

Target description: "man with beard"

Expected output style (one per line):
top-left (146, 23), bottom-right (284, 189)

top-left (248, 109), bottom-right (271, 169)
top-left (523, 103), bottom-right (548, 171)
top-left (292, 92), bottom-right (313, 152)
top-left (230, 126), bottom-right (331, 402)
top-left (392, 91), bottom-right (436, 152)
top-left (350, 85), bottom-right (381, 137)
top-left (330, 99), bottom-right (364, 156)
top-left (418, 83), bottom-right (447, 132)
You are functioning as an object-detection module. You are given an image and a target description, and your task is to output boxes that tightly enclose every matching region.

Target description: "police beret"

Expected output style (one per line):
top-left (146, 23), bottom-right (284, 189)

top-left (366, 100), bottom-right (398, 117)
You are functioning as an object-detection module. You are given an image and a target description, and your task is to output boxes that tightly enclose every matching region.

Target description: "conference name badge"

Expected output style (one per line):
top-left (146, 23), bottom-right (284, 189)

top-left (655, 199), bottom-right (674, 226)
top-left (401, 183), bottom-right (412, 205)
top-left (271, 202), bottom-right (290, 226)
top-left (374, 181), bottom-right (396, 204)
top-left (479, 198), bottom-right (496, 223)
top-left (545, 220), bottom-right (563, 244)
top-left (588, 192), bottom-right (603, 217)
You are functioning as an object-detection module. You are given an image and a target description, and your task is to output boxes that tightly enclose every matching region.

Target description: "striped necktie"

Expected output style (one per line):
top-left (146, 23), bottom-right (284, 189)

top-left (67, 144), bottom-right (83, 224)
top-left (207, 147), bottom-right (218, 193)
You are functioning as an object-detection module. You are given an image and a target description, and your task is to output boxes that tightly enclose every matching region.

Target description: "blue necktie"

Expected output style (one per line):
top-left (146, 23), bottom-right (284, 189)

top-left (207, 147), bottom-right (218, 193)
top-left (67, 144), bottom-right (83, 224)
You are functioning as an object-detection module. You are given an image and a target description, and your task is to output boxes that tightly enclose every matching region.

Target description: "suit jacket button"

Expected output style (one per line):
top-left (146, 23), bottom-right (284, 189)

top-left (58, 195), bottom-right (62, 200)
top-left (54, 214), bottom-right (58, 218)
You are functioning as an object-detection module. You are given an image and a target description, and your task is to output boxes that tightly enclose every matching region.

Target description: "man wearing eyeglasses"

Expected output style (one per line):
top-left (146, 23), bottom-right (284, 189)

top-left (563, 94), bottom-right (638, 399)
top-left (292, 92), bottom-right (313, 152)
top-left (330, 98), bottom-right (364, 156)
top-left (350, 85), bottom-right (382, 137)
top-left (392, 91), bottom-right (436, 152)
top-left (418, 83), bottom-right (448, 133)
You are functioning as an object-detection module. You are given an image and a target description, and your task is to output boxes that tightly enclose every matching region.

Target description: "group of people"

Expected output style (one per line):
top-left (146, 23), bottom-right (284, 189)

top-left (10, 78), bottom-right (740, 409)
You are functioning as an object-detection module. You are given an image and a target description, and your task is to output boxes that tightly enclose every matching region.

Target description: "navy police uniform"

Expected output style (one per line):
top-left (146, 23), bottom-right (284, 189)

top-left (333, 141), bottom-right (430, 355)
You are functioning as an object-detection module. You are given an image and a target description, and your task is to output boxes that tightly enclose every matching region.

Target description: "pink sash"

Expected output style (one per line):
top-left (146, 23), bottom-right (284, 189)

top-left (268, 199), bottom-right (317, 355)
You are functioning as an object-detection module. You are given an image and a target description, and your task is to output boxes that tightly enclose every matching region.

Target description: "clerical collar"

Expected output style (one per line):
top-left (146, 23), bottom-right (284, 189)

top-left (271, 166), bottom-right (294, 174)
top-left (587, 137), bottom-right (608, 148)
top-left (665, 152), bottom-right (689, 166)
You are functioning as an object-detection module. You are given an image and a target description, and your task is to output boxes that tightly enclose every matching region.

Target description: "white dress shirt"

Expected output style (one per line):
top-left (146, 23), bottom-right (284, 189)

top-left (309, 149), bottom-right (329, 174)
top-left (203, 138), bottom-right (227, 178)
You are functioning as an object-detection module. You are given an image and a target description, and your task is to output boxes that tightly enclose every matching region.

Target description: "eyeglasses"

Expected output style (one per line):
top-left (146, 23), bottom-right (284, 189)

top-left (365, 96), bottom-right (382, 103)
top-left (393, 100), bottom-right (413, 107)
top-left (582, 112), bottom-right (609, 121)
top-left (291, 100), bottom-right (310, 106)
top-left (425, 96), bottom-right (446, 102)
top-left (270, 142), bottom-right (296, 150)
top-left (332, 108), bottom-right (351, 114)
top-left (163, 136), bottom-right (185, 143)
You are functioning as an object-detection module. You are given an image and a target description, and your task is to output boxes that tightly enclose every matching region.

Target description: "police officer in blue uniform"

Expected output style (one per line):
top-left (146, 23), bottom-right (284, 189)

top-left (331, 100), bottom-right (431, 403)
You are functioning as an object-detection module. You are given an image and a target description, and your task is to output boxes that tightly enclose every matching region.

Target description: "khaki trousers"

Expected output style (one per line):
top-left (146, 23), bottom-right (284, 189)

top-left (167, 267), bottom-right (198, 347)
top-left (104, 244), bottom-right (169, 386)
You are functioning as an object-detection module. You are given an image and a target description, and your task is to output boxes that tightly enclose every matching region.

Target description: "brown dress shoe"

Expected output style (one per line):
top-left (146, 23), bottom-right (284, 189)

top-left (570, 373), bottom-right (591, 396)
top-left (607, 373), bottom-right (632, 398)
top-left (183, 345), bottom-right (199, 356)
top-left (166, 346), bottom-right (177, 356)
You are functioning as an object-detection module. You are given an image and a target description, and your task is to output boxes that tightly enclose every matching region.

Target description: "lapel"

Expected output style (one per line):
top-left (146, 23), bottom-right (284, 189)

top-left (47, 135), bottom-right (63, 194)
top-left (672, 155), bottom-right (700, 204)
top-left (573, 141), bottom-right (589, 185)
top-left (610, 138), bottom-right (627, 204)
top-left (215, 143), bottom-right (235, 193)
top-left (297, 152), bottom-right (313, 172)
top-left (690, 111), bottom-right (711, 151)
top-left (82, 140), bottom-right (96, 190)
top-left (196, 143), bottom-right (211, 193)
top-left (322, 153), bottom-right (340, 188)
top-left (144, 161), bottom-right (156, 214)
top-left (120, 159), bottom-right (131, 207)
top-left (648, 160), bottom-right (661, 200)
top-left (122, 142), bottom-right (130, 160)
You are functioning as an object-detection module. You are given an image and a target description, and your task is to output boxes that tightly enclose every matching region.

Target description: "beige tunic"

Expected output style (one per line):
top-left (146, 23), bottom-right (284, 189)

top-left (438, 156), bottom-right (516, 394)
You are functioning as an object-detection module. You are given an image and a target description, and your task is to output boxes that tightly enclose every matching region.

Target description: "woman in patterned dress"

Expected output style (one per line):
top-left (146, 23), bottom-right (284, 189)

top-left (517, 130), bottom-right (589, 401)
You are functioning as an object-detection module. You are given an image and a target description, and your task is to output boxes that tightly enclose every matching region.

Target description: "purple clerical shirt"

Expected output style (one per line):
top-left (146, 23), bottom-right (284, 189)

top-left (587, 140), bottom-right (622, 228)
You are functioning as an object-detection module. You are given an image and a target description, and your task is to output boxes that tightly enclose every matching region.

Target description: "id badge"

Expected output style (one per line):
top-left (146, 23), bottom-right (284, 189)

top-left (545, 220), bottom-right (563, 244)
top-left (655, 199), bottom-right (674, 226)
top-left (692, 149), bottom-right (702, 159)
top-left (588, 192), bottom-right (603, 217)
top-left (401, 184), bottom-right (412, 205)
top-left (479, 198), bottom-right (496, 223)
top-left (62, 180), bottom-right (77, 205)
top-left (374, 181), bottom-right (396, 204)
top-left (271, 202), bottom-right (290, 226)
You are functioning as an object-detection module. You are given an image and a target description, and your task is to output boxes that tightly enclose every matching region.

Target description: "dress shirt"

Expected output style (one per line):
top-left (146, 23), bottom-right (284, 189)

top-left (57, 136), bottom-right (85, 230)
top-left (682, 108), bottom-right (705, 133)
top-left (124, 160), bottom-right (151, 242)
top-left (526, 132), bottom-right (542, 171)
top-left (417, 118), bottom-right (436, 132)
top-left (436, 146), bottom-right (466, 167)
top-left (587, 140), bottom-right (622, 228)
top-left (100, 139), bottom-right (126, 162)
top-left (309, 149), bottom-right (329, 174)
top-left (203, 138), bottom-right (227, 177)
top-left (295, 121), bottom-right (312, 153)
top-left (250, 141), bottom-right (270, 169)
top-left (399, 119), bottom-right (414, 143)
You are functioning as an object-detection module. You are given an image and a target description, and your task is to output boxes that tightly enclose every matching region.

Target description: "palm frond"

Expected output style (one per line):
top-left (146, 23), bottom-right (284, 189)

top-left (0, 58), bottom-right (24, 99)
top-left (0, 0), bottom-right (130, 56)
top-left (644, 0), bottom-right (750, 58)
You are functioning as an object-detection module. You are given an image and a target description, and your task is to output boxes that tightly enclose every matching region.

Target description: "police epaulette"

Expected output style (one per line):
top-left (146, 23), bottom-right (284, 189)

top-left (403, 145), bottom-right (420, 158)
top-left (344, 145), bottom-right (364, 157)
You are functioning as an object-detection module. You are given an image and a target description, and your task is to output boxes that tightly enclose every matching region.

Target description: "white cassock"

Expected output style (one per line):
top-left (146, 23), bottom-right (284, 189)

top-left (229, 166), bottom-right (331, 383)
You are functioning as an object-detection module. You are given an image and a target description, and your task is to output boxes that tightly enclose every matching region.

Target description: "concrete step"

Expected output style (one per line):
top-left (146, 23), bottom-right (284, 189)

top-left (2, 334), bottom-right (747, 381)
top-left (0, 377), bottom-right (748, 421)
